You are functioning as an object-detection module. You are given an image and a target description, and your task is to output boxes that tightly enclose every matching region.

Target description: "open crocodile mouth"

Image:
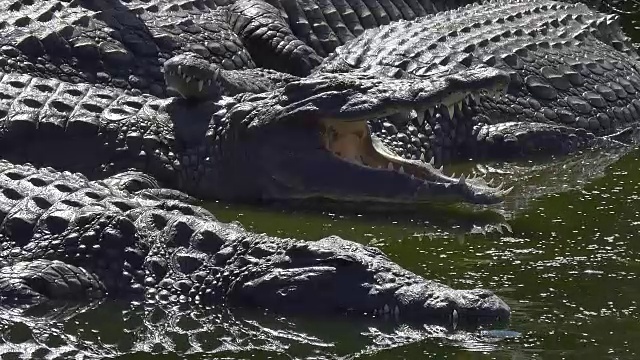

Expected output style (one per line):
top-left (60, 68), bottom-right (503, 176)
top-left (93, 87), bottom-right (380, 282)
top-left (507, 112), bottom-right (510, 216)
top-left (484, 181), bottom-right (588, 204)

top-left (319, 89), bottom-right (512, 204)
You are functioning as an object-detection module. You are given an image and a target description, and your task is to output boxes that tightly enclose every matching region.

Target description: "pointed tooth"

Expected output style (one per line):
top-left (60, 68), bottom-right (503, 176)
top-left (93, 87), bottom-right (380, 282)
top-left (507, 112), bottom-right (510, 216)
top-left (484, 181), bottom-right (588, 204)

top-left (394, 305), bottom-right (400, 320)
top-left (416, 111), bottom-right (425, 125)
top-left (198, 80), bottom-right (204, 91)
top-left (503, 186), bottom-right (514, 195)
top-left (497, 182), bottom-right (505, 190)
top-left (452, 309), bottom-right (459, 329)
top-left (459, 174), bottom-right (466, 184)
top-left (387, 162), bottom-right (394, 170)
top-left (428, 107), bottom-right (435, 117)
top-left (383, 304), bottom-right (390, 314)
top-left (438, 165), bottom-right (443, 172)
top-left (420, 153), bottom-right (425, 161)
top-left (185, 76), bottom-right (192, 83)
top-left (399, 166), bottom-right (405, 174)
top-left (178, 65), bottom-right (183, 75)
top-left (488, 179), bottom-right (495, 185)
top-left (446, 104), bottom-right (454, 117)
top-left (429, 157), bottom-right (435, 166)
top-left (451, 172), bottom-right (456, 178)
top-left (472, 93), bottom-right (479, 103)
top-left (463, 96), bottom-right (470, 105)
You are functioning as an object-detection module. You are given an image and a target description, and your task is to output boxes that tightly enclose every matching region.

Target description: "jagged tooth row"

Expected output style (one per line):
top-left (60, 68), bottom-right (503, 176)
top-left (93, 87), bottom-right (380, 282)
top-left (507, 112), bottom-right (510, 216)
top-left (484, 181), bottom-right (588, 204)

top-left (413, 92), bottom-right (482, 126)
top-left (371, 303), bottom-right (401, 320)
top-left (370, 303), bottom-right (460, 326)
top-left (171, 65), bottom-right (213, 92)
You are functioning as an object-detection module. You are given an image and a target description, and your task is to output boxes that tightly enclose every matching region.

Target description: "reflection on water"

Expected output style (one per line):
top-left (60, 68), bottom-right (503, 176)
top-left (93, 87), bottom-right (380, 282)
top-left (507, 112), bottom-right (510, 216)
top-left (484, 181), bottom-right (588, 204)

top-left (0, 301), bottom-right (521, 359)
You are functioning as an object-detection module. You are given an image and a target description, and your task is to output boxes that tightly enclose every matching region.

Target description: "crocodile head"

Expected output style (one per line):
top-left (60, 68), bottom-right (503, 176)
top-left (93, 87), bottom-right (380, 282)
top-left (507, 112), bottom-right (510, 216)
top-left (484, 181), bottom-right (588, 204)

top-left (165, 61), bottom-right (512, 205)
top-left (231, 235), bottom-right (510, 327)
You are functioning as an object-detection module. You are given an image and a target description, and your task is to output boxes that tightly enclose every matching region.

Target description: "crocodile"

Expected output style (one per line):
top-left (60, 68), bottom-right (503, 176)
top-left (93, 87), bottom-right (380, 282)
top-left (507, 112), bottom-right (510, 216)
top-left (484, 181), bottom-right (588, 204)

top-left (0, 65), bottom-right (513, 205)
top-left (0, 0), bottom-right (322, 97)
top-left (0, 0), bottom-right (492, 98)
top-left (312, 0), bottom-right (640, 165)
top-left (0, 160), bottom-right (510, 325)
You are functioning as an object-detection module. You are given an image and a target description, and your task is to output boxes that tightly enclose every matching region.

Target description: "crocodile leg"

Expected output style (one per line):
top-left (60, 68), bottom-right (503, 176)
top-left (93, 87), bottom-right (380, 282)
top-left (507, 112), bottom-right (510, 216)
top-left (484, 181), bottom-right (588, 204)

top-left (228, 0), bottom-right (323, 76)
top-left (0, 260), bottom-right (105, 305)
top-left (467, 121), bottom-right (626, 159)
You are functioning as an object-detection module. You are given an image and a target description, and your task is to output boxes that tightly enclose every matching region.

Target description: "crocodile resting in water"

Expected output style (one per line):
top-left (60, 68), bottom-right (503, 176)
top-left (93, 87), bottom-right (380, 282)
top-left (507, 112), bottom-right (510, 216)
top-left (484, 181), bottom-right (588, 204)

top-left (315, 0), bottom-right (640, 164)
top-left (0, 160), bottom-right (509, 325)
top-left (0, 65), bottom-right (513, 205)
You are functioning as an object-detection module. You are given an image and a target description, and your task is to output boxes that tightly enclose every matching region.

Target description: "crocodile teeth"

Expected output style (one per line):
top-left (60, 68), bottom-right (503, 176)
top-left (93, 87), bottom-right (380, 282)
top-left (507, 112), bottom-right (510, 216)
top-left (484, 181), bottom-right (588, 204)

top-left (447, 104), bottom-right (454, 117)
top-left (429, 157), bottom-right (435, 166)
top-left (185, 76), bottom-right (192, 83)
top-left (438, 165), bottom-right (444, 172)
top-left (178, 65), bottom-right (183, 75)
top-left (428, 107), bottom-right (435, 117)
top-left (452, 309), bottom-right (459, 329)
top-left (416, 111), bottom-right (425, 125)
top-left (420, 153), bottom-right (425, 161)
top-left (471, 93), bottom-right (480, 104)
top-left (383, 304), bottom-right (390, 314)
top-left (387, 162), bottom-right (394, 170)
top-left (394, 305), bottom-right (400, 320)
top-left (197, 80), bottom-right (204, 91)
top-left (399, 166), bottom-right (405, 174)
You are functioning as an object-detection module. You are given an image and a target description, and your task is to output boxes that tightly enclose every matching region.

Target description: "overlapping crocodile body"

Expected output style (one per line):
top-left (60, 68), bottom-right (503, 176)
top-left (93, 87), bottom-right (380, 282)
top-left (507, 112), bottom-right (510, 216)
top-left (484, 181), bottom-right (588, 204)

top-left (0, 0), bottom-right (322, 96)
top-left (317, 0), bottom-right (640, 163)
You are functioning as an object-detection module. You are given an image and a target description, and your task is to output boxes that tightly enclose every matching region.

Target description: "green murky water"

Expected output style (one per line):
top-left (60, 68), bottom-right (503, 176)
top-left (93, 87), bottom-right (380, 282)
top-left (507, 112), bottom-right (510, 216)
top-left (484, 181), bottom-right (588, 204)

top-left (2, 4), bottom-right (640, 360)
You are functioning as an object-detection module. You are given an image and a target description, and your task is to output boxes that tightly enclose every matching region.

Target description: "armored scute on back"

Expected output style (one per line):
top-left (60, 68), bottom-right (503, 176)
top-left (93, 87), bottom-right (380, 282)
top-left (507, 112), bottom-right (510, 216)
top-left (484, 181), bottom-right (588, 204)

top-left (317, 0), bottom-right (640, 164)
top-left (0, 160), bottom-right (510, 327)
top-left (0, 0), bottom-right (320, 96)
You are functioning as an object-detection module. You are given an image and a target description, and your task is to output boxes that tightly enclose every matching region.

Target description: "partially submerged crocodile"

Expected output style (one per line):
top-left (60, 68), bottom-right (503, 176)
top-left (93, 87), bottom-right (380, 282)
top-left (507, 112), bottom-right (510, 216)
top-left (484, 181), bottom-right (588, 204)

top-left (0, 67), bottom-right (512, 204)
top-left (0, 160), bottom-right (510, 325)
top-left (315, 0), bottom-right (640, 164)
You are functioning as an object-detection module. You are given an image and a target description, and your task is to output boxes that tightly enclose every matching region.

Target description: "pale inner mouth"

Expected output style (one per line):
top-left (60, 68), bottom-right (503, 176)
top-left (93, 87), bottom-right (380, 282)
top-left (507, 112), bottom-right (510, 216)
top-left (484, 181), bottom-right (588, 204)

top-left (321, 118), bottom-right (447, 183)
top-left (320, 106), bottom-right (512, 196)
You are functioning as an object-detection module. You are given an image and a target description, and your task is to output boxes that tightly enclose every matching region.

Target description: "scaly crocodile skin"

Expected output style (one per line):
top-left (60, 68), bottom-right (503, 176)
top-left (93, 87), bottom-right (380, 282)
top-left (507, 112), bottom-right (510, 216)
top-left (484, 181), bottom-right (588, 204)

top-left (317, 0), bottom-right (640, 163)
top-left (0, 160), bottom-right (509, 325)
